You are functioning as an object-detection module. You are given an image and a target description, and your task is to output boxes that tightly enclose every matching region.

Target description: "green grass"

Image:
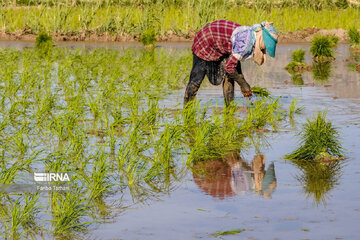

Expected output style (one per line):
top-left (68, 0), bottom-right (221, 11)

top-left (0, 4), bottom-right (360, 38)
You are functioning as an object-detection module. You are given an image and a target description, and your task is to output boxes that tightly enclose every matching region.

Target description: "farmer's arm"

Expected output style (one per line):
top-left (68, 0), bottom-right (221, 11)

top-left (224, 55), bottom-right (253, 97)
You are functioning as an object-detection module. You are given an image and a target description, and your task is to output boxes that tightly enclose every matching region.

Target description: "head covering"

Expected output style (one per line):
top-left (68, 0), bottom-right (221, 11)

top-left (230, 26), bottom-right (256, 60)
top-left (261, 23), bottom-right (278, 57)
top-left (231, 21), bottom-right (278, 65)
top-left (253, 32), bottom-right (266, 65)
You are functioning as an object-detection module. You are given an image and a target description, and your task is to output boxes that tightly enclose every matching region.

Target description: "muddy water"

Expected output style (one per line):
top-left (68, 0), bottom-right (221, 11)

top-left (90, 44), bottom-right (360, 240)
top-left (3, 41), bottom-right (360, 239)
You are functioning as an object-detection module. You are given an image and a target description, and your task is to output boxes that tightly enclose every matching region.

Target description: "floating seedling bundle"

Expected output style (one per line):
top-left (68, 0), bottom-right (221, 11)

top-left (285, 49), bottom-right (312, 74)
top-left (310, 35), bottom-right (337, 62)
top-left (140, 28), bottom-right (157, 49)
top-left (251, 86), bottom-right (271, 98)
top-left (285, 49), bottom-right (311, 85)
top-left (35, 32), bottom-right (53, 55)
top-left (348, 26), bottom-right (360, 50)
top-left (346, 27), bottom-right (360, 72)
top-left (285, 111), bottom-right (344, 162)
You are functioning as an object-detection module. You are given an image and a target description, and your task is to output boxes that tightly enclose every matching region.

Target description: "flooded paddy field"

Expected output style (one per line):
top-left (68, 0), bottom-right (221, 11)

top-left (0, 42), bottom-right (360, 239)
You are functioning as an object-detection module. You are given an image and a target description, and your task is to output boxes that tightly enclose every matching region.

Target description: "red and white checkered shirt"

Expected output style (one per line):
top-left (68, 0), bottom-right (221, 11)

top-left (192, 20), bottom-right (240, 73)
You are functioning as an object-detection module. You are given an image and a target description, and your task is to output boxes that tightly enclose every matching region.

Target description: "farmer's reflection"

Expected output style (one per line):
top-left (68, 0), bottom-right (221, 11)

top-left (192, 153), bottom-right (276, 199)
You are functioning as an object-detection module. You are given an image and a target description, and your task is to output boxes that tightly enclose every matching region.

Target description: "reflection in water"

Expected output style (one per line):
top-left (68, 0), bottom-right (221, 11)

top-left (312, 61), bottom-right (332, 82)
top-left (346, 49), bottom-right (360, 72)
top-left (349, 48), bottom-right (360, 62)
top-left (291, 73), bottom-right (304, 86)
top-left (192, 153), bottom-right (276, 199)
top-left (290, 159), bottom-right (344, 206)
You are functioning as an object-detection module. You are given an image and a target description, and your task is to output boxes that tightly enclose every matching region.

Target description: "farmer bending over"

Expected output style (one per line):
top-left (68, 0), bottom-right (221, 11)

top-left (184, 20), bottom-right (278, 106)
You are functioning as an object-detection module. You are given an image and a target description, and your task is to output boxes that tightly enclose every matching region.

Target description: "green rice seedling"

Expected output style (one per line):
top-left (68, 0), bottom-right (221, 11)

top-left (84, 151), bottom-right (112, 200)
top-left (35, 32), bottom-right (53, 55)
top-left (51, 187), bottom-right (94, 236)
top-left (50, 110), bottom-right (79, 142)
top-left (185, 104), bottom-right (249, 165)
top-left (348, 26), bottom-right (360, 46)
top-left (67, 130), bottom-right (87, 162)
top-left (185, 120), bottom-right (224, 164)
top-left (139, 98), bottom-right (161, 132)
top-left (8, 131), bottom-right (29, 157)
top-left (0, 158), bottom-right (28, 185)
top-left (118, 153), bottom-right (158, 203)
top-left (285, 111), bottom-right (344, 161)
top-left (34, 91), bottom-right (57, 125)
top-left (140, 28), bottom-right (156, 48)
top-left (245, 98), bottom-right (282, 131)
top-left (285, 49), bottom-right (309, 74)
top-left (1, 194), bottom-right (40, 239)
top-left (148, 123), bottom-right (184, 190)
top-left (44, 149), bottom-right (75, 173)
top-left (35, 32), bottom-right (52, 48)
top-left (86, 94), bottom-right (103, 122)
top-left (289, 98), bottom-right (304, 120)
top-left (310, 35), bottom-right (334, 61)
top-left (184, 103), bottom-right (229, 160)
top-left (312, 61), bottom-right (331, 82)
top-left (251, 86), bottom-right (271, 98)
top-left (182, 100), bottom-right (201, 129)
top-left (328, 35), bottom-right (339, 48)
top-left (291, 49), bottom-right (306, 63)
top-left (211, 229), bottom-right (246, 237)
top-left (110, 105), bottom-right (125, 130)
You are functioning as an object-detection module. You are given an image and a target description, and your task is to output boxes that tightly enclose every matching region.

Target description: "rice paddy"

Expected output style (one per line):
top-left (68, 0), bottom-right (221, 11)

top-left (0, 42), bottom-right (359, 239)
top-left (0, 44), bottom-right (292, 238)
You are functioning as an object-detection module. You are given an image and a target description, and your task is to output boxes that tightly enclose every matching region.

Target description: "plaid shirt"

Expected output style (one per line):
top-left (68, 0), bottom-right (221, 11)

top-left (192, 20), bottom-right (240, 73)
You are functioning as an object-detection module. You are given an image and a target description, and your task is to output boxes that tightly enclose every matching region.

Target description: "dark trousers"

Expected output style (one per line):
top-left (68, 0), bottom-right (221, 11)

top-left (184, 53), bottom-right (245, 106)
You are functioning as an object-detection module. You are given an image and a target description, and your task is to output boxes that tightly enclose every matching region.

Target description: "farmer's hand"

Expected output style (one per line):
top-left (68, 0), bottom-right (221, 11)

top-left (228, 72), bottom-right (252, 98)
top-left (241, 88), bottom-right (253, 98)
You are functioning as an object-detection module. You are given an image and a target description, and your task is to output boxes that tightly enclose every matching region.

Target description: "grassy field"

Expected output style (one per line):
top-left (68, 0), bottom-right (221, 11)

top-left (0, 0), bottom-right (359, 39)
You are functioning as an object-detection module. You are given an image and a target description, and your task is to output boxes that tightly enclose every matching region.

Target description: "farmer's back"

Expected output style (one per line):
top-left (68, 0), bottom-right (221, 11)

top-left (192, 20), bottom-right (240, 62)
